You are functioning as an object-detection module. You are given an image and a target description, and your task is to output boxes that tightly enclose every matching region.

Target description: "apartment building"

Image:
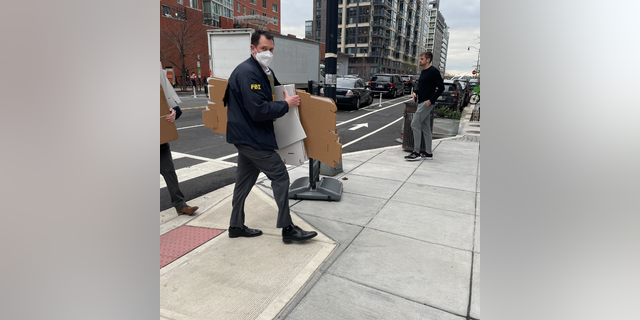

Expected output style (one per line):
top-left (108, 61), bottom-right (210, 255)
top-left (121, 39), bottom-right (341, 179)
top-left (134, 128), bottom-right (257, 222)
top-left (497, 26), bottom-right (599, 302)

top-left (426, 0), bottom-right (448, 75)
top-left (312, 0), bottom-right (444, 80)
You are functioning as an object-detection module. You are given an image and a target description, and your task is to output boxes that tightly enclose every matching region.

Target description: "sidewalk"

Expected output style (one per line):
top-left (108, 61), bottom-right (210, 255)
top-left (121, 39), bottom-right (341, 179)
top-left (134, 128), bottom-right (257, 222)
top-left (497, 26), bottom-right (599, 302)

top-left (160, 104), bottom-right (481, 320)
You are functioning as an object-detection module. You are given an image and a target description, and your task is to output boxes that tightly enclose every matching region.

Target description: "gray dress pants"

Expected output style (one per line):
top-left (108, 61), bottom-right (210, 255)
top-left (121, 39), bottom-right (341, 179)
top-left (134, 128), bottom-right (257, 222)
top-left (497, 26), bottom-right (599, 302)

top-left (160, 143), bottom-right (187, 211)
top-left (411, 101), bottom-right (435, 153)
top-left (230, 144), bottom-right (293, 228)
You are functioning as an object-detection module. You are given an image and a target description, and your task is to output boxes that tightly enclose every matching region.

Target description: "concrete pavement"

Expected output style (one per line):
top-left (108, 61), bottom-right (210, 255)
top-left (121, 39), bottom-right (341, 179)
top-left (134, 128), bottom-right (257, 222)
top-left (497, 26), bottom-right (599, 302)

top-left (160, 103), bottom-right (481, 319)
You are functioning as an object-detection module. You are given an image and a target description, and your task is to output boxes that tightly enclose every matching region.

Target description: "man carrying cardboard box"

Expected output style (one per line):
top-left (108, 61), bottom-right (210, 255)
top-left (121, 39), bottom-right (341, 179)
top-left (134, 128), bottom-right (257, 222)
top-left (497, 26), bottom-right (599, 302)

top-left (161, 63), bottom-right (199, 216)
top-left (223, 30), bottom-right (317, 243)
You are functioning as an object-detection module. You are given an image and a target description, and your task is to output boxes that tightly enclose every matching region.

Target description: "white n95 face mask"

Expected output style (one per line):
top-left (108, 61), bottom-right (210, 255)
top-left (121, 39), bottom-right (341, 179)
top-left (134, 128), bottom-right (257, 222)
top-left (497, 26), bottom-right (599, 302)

top-left (255, 50), bottom-right (273, 68)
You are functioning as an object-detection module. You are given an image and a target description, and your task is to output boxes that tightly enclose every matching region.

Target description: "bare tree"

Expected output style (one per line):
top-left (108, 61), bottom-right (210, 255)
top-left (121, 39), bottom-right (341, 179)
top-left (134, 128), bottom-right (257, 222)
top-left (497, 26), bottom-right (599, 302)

top-left (161, 7), bottom-right (208, 91)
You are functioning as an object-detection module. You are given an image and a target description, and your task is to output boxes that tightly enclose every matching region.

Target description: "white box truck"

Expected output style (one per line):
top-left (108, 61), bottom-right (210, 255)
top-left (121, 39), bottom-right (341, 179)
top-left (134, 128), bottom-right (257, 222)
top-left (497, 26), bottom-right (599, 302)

top-left (207, 28), bottom-right (323, 90)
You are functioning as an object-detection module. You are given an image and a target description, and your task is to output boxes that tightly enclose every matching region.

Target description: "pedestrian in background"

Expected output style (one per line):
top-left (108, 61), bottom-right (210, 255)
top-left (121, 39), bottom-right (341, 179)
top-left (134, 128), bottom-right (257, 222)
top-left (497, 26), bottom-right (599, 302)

top-left (405, 51), bottom-right (444, 161)
top-left (190, 72), bottom-right (197, 88)
top-left (222, 30), bottom-right (318, 243)
top-left (161, 64), bottom-right (199, 216)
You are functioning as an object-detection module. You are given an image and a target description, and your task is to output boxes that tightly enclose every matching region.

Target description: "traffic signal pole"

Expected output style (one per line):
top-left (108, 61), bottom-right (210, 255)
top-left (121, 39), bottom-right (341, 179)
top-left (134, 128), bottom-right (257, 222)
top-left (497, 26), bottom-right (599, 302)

top-left (320, 0), bottom-right (344, 176)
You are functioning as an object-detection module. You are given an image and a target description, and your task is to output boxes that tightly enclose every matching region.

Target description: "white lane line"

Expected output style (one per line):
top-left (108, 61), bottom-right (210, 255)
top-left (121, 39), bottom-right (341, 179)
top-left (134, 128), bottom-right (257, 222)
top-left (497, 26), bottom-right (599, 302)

top-left (171, 151), bottom-right (217, 162)
top-left (160, 160), bottom-right (237, 189)
top-left (215, 153), bottom-right (238, 161)
top-left (341, 117), bottom-right (404, 149)
top-left (336, 98), bottom-right (410, 127)
top-left (177, 124), bottom-right (205, 130)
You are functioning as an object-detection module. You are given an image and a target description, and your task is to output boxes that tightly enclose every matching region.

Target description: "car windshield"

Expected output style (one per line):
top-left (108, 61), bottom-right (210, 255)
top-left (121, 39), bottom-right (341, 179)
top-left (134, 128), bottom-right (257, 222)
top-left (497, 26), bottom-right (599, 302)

top-left (371, 76), bottom-right (391, 82)
top-left (444, 84), bottom-right (458, 92)
top-left (459, 82), bottom-right (467, 89)
top-left (401, 76), bottom-right (411, 81)
top-left (337, 78), bottom-right (357, 88)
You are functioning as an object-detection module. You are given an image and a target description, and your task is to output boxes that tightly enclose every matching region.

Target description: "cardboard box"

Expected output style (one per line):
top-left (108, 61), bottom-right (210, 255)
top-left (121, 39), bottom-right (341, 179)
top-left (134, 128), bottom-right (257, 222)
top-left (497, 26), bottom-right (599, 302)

top-left (160, 85), bottom-right (179, 144)
top-left (295, 90), bottom-right (342, 167)
top-left (201, 78), bottom-right (342, 167)
top-left (202, 77), bottom-right (228, 134)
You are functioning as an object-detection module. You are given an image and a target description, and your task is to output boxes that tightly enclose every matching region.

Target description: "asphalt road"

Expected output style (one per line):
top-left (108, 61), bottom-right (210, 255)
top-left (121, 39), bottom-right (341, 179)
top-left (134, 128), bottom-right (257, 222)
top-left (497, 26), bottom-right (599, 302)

top-left (161, 90), bottom-right (421, 210)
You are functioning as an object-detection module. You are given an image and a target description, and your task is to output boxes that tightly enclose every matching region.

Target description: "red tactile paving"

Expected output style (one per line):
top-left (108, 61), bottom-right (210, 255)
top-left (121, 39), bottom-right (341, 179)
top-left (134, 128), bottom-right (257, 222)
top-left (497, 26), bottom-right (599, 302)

top-left (160, 226), bottom-right (225, 268)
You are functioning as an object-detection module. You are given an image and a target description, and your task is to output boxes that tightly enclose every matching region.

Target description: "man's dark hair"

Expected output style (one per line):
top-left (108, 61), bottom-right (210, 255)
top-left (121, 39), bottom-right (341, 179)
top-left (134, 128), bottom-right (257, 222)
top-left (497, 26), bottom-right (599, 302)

top-left (251, 30), bottom-right (274, 47)
top-left (420, 51), bottom-right (433, 62)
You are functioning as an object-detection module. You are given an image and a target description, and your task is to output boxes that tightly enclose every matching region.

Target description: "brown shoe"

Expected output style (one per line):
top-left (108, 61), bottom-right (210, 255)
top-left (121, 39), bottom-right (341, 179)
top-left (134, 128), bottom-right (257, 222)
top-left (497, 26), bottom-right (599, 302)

top-left (176, 206), bottom-right (198, 216)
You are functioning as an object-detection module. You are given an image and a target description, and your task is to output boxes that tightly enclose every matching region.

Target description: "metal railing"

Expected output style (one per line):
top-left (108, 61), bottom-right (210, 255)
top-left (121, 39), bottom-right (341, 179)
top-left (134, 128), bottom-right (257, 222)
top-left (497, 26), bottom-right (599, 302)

top-left (372, 0), bottom-right (392, 7)
top-left (371, 31), bottom-right (389, 38)
top-left (203, 13), bottom-right (220, 27)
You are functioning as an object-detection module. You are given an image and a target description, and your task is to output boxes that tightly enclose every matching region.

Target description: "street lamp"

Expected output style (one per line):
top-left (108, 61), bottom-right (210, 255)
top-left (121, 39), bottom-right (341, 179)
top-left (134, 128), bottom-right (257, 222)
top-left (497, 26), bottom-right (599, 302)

top-left (468, 46), bottom-right (480, 79)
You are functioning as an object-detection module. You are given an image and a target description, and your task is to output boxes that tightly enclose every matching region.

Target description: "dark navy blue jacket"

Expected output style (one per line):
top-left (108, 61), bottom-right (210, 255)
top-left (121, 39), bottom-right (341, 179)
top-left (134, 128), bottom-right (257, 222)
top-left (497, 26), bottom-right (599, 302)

top-left (224, 56), bottom-right (289, 150)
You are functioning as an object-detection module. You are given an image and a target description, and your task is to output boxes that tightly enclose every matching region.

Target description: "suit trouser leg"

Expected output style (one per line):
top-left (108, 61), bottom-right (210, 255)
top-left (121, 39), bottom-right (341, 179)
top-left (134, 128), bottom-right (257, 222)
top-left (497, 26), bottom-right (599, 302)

top-left (231, 144), bottom-right (293, 228)
top-left (411, 101), bottom-right (427, 152)
top-left (160, 143), bottom-right (187, 211)
top-left (229, 149), bottom-right (261, 228)
top-left (420, 104), bottom-right (435, 153)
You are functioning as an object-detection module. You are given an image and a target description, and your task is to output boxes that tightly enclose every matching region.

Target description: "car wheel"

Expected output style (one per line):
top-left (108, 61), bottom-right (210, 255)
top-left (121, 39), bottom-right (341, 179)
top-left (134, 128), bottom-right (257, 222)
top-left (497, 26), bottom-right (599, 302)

top-left (393, 89), bottom-right (397, 98)
top-left (354, 98), bottom-right (360, 110)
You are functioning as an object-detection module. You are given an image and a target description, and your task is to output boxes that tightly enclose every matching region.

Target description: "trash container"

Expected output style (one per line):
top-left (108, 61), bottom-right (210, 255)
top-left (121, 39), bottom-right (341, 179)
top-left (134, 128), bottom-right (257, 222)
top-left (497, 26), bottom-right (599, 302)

top-left (402, 100), bottom-right (433, 152)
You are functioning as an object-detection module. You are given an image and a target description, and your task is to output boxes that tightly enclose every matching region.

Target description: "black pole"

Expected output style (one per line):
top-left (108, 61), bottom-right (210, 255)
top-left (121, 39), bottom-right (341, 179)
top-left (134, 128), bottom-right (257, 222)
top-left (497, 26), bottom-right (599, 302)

top-left (324, 0), bottom-right (338, 100)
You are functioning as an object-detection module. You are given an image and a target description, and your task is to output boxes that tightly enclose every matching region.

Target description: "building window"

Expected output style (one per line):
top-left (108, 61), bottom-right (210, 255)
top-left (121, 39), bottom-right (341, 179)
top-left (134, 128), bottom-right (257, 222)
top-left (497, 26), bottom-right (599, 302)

top-left (250, 0), bottom-right (257, 5)
top-left (250, 9), bottom-right (256, 15)
top-left (263, 0), bottom-right (267, 8)
top-left (273, 16), bottom-right (278, 25)
top-left (177, 0), bottom-right (183, 4)
top-left (263, 13), bottom-right (267, 16)
top-left (162, 5), bottom-right (171, 16)
top-left (243, 5), bottom-right (246, 15)
top-left (273, 4), bottom-right (278, 12)
top-left (237, 2), bottom-right (240, 11)
top-left (191, 0), bottom-right (198, 9)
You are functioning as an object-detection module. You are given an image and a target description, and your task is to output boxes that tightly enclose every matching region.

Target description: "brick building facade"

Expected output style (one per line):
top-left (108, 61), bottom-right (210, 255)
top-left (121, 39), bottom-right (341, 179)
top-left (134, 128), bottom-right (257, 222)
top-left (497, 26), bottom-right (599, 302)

top-left (160, 0), bottom-right (281, 88)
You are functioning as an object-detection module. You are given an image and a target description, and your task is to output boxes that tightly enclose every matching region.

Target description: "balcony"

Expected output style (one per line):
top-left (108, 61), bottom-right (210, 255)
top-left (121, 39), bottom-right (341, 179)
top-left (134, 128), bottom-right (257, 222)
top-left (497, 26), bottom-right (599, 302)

top-left (370, 41), bottom-right (385, 48)
top-left (371, 31), bottom-right (389, 38)
top-left (161, 5), bottom-right (186, 20)
top-left (203, 13), bottom-right (220, 27)
top-left (372, 20), bottom-right (391, 28)
top-left (372, 0), bottom-right (392, 7)
top-left (372, 10), bottom-right (391, 19)
top-left (370, 51), bottom-right (383, 57)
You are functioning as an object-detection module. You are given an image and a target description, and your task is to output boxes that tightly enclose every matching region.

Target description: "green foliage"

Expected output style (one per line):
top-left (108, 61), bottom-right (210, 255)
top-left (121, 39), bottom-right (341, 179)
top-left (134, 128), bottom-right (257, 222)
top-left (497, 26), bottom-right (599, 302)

top-left (433, 106), bottom-right (462, 120)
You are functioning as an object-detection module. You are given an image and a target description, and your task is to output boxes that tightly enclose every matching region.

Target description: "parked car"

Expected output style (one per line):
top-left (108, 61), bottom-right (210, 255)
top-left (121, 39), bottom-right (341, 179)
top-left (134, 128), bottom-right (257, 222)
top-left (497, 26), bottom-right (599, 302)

top-left (456, 79), bottom-right (471, 107)
top-left (320, 77), bottom-right (373, 110)
top-left (401, 75), bottom-right (418, 94)
top-left (369, 73), bottom-right (404, 98)
top-left (434, 80), bottom-right (464, 111)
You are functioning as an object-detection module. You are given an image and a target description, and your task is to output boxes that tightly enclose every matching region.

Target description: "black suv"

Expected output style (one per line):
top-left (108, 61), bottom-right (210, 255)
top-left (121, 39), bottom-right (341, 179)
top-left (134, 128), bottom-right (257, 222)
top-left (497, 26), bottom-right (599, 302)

top-left (401, 75), bottom-right (418, 94)
top-left (434, 80), bottom-right (465, 111)
top-left (370, 74), bottom-right (405, 98)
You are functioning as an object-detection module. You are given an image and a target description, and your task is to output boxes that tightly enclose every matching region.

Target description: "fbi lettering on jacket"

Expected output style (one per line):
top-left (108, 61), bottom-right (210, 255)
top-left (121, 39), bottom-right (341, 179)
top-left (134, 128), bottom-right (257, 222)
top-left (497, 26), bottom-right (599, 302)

top-left (250, 84), bottom-right (261, 90)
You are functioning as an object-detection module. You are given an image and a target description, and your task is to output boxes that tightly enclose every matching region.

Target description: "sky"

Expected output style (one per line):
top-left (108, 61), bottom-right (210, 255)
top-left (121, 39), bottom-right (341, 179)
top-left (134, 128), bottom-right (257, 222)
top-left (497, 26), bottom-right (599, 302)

top-left (280, 0), bottom-right (480, 77)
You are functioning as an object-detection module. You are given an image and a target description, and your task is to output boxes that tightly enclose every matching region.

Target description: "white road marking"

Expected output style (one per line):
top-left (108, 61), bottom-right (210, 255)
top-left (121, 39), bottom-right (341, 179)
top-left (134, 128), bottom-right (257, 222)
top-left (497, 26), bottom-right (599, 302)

top-left (341, 117), bottom-right (404, 149)
top-left (349, 123), bottom-right (368, 131)
top-left (336, 98), bottom-right (410, 127)
top-left (215, 153), bottom-right (238, 161)
top-left (177, 124), bottom-right (205, 130)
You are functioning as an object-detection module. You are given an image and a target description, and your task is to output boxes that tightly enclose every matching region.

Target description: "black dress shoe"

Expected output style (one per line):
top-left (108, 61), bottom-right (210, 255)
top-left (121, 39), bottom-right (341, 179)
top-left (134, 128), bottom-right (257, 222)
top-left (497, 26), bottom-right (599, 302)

top-left (228, 225), bottom-right (263, 238)
top-left (282, 225), bottom-right (318, 243)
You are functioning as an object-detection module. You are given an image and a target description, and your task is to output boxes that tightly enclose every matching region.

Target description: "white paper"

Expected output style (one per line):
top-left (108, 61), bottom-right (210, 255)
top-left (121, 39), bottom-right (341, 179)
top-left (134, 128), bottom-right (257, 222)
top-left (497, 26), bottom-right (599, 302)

top-left (273, 84), bottom-right (307, 149)
top-left (276, 140), bottom-right (307, 166)
top-left (161, 62), bottom-right (181, 108)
